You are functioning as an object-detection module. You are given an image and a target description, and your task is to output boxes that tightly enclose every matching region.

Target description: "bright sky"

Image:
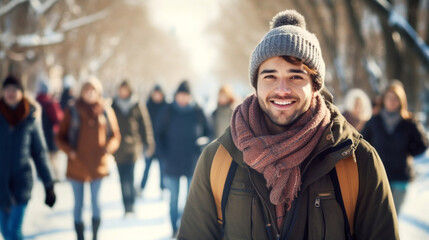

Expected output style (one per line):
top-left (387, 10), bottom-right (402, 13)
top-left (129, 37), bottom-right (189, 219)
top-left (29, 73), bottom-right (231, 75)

top-left (146, 0), bottom-right (220, 77)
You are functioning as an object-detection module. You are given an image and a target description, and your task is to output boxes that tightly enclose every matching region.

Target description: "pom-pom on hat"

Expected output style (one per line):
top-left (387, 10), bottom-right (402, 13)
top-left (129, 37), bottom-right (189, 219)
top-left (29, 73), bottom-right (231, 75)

top-left (249, 10), bottom-right (325, 90)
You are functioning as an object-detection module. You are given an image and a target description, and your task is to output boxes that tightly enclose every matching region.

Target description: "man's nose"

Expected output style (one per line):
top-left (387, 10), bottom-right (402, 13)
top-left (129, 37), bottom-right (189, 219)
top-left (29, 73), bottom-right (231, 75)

top-left (275, 79), bottom-right (291, 94)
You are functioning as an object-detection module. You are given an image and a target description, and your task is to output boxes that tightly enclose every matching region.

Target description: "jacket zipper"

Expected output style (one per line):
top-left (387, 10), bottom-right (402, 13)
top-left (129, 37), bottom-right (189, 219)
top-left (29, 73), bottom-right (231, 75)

top-left (313, 193), bottom-right (334, 240)
top-left (314, 193), bottom-right (334, 208)
top-left (246, 167), bottom-right (280, 240)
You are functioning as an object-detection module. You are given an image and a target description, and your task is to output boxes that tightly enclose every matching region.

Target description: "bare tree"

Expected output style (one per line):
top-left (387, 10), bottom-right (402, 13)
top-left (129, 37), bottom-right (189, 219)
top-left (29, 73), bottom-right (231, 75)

top-left (0, 0), bottom-right (191, 95)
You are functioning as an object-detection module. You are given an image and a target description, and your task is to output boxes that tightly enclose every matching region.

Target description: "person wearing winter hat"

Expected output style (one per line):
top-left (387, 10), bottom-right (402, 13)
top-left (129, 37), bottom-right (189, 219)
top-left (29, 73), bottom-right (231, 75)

top-left (156, 80), bottom-right (211, 237)
top-left (179, 9), bottom-right (398, 239)
top-left (56, 76), bottom-right (121, 240)
top-left (111, 79), bottom-right (155, 216)
top-left (0, 75), bottom-right (56, 240)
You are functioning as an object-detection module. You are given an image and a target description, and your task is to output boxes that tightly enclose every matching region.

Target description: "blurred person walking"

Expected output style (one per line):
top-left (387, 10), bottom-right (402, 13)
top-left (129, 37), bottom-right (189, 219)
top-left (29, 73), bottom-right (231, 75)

top-left (156, 80), bottom-right (211, 236)
top-left (36, 80), bottom-right (64, 182)
top-left (111, 80), bottom-right (154, 215)
top-left (0, 75), bottom-right (56, 240)
top-left (211, 84), bottom-right (235, 138)
top-left (342, 88), bottom-right (372, 132)
top-left (140, 85), bottom-right (167, 194)
top-left (362, 81), bottom-right (428, 213)
top-left (56, 76), bottom-right (121, 240)
top-left (60, 74), bottom-right (76, 110)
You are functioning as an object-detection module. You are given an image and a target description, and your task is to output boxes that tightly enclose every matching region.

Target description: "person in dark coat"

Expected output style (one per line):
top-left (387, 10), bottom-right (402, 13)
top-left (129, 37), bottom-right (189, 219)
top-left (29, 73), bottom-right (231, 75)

top-left (362, 80), bottom-right (428, 213)
top-left (140, 85), bottom-right (167, 193)
top-left (36, 80), bottom-right (64, 181)
top-left (60, 74), bottom-right (76, 110)
top-left (156, 80), bottom-right (211, 236)
top-left (0, 75), bottom-right (56, 240)
top-left (111, 80), bottom-right (155, 215)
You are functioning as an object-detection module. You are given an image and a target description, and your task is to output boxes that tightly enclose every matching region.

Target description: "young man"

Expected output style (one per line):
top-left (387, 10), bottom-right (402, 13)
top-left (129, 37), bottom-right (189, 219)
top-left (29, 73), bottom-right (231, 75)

top-left (178, 10), bottom-right (398, 239)
top-left (111, 80), bottom-right (155, 215)
top-left (0, 75), bottom-right (56, 240)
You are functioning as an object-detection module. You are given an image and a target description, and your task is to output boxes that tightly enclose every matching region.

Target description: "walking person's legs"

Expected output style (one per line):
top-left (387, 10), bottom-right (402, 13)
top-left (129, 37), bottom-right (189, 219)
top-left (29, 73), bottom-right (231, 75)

top-left (164, 175), bottom-right (180, 237)
top-left (117, 162), bottom-right (136, 214)
top-left (158, 158), bottom-right (165, 190)
top-left (70, 180), bottom-right (85, 240)
top-left (90, 179), bottom-right (102, 240)
top-left (390, 181), bottom-right (408, 214)
top-left (0, 208), bottom-right (9, 239)
top-left (7, 203), bottom-right (27, 240)
top-left (140, 156), bottom-right (154, 190)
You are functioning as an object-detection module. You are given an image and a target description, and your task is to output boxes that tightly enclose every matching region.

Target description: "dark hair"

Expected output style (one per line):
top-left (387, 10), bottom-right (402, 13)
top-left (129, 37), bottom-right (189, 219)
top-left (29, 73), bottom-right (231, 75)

top-left (281, 56), bottom-right (322, 91)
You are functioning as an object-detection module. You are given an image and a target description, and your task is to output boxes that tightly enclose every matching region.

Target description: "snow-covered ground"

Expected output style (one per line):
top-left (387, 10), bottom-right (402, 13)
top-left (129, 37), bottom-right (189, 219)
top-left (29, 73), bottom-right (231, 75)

top-left (3, 149), bottom-right (429, 240)
top-left (19, 155), bottom-right (183, 240)
top-left (398, 150), bottom-right (429, 240)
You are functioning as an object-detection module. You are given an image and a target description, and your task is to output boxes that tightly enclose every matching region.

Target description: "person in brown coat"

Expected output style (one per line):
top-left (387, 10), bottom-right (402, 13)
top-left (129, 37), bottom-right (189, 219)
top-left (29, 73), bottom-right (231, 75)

top-left (56, 76), bottom-right (121, 240)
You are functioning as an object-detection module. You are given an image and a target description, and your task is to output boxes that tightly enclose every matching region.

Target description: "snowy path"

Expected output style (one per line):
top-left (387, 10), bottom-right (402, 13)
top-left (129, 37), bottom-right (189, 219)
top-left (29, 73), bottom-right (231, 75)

top-left (399, 150), bottom-right (429, 240)
top-left (3, 149), bottom-right (429, 240)
top-left (21, 157), bottom-right (178, 240)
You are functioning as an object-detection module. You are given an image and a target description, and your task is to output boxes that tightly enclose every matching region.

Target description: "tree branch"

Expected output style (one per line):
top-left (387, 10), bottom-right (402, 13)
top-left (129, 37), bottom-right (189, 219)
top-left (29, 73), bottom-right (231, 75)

top-left (0, 0), bottom-right (28, 18)
top-left (60, 9), bottom-right (110, 32)
top-left (366, 0), bottom-right (429, 66)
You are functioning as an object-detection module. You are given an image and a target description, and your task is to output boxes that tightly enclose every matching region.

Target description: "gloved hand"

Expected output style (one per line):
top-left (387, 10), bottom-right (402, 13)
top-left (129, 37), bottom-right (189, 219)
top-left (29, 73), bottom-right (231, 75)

top-left (45, 185), bottom-right (56, 208)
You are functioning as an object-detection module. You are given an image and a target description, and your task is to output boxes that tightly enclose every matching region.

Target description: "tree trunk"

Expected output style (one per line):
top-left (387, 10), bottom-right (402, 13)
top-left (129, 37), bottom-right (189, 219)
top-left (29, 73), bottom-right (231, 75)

top-left (403, 0), bottom-right (420, 112)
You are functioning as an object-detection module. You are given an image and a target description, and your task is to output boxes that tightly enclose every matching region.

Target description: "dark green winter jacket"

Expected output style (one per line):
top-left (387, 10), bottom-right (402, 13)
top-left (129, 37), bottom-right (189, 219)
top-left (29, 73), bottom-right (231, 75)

top-left (178, 101), bottom-right (399, 240)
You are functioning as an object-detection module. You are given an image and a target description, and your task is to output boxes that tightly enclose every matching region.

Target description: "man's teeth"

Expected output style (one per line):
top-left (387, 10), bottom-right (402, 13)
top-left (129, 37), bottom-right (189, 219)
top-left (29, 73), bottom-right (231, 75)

top-left (273, 100), bottom-right (292, 105)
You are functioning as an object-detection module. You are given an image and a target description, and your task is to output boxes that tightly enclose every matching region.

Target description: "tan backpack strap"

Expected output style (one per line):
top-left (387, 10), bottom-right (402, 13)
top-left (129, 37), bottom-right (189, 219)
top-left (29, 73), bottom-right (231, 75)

top-left (210, 144), bottom-right (233, 224)
top-left (335, 155), bottom-right (359, 235)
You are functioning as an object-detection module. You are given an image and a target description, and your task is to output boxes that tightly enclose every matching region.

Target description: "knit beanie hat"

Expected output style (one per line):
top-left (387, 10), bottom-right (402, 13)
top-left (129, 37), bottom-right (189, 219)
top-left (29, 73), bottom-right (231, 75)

top-left (176, 80), bottom-right (191, 94)
top-left (3, 75), bottom-right (24, 92)
top-left (153, 84), bottom-right (163, 92)
top-left (249, 10), bottom-right (325, 90)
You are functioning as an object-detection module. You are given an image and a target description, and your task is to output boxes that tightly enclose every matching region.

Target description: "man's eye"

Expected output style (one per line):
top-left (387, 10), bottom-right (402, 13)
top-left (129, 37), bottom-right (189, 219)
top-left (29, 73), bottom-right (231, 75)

top-left (291, 75), bottom-right (303, 80)
top-left (264, 75), bottom-right (275, 79)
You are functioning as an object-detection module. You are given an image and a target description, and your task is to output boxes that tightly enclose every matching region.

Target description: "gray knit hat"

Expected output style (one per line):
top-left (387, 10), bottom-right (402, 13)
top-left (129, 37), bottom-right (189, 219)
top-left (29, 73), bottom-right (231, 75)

top-left (249, 10), bottom-right (325, 90)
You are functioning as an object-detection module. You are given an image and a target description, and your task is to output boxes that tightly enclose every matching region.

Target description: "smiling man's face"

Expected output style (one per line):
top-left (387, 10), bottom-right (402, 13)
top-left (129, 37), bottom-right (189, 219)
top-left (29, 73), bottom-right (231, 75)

top-left (257, 56), bottom-right (315, 133)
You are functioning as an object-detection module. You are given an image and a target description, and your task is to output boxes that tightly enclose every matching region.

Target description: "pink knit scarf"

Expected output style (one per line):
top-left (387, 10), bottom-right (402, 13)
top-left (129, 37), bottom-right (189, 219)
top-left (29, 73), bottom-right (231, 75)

top-left (231, 93), bottom-right (331, 227)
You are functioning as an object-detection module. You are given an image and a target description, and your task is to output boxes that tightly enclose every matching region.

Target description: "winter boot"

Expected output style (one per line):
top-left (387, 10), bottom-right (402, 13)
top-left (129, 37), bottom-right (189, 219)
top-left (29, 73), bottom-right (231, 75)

top-left (74, 222), bottom-right (85, 240)
top-left (92, 218), bottom-right (101, 240)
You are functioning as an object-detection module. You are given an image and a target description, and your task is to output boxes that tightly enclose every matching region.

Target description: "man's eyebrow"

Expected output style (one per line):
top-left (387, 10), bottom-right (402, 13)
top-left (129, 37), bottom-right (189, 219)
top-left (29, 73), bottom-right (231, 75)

top-left (289, 69), bottom-right (308, 74)
top-left (259, 69), bottom-right (277, 75)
